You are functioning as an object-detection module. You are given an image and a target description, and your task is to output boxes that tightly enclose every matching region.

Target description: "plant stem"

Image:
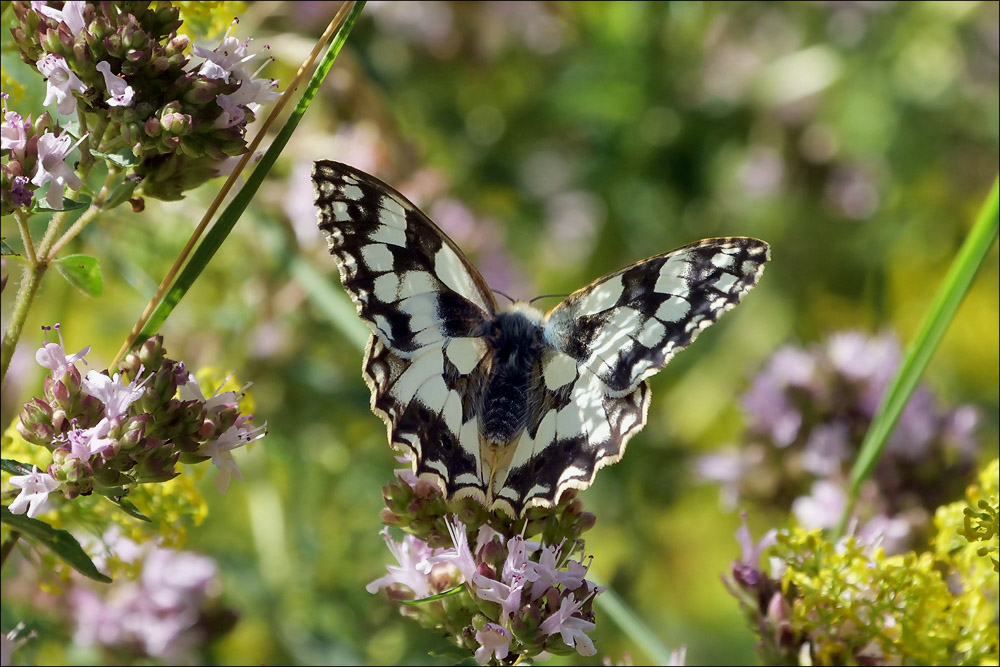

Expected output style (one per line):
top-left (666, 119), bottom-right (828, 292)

top-left (0, 189), bottom-right (109, 384)
top-left (47, 166), bottom-right (118, 259)
top-left (13, 208), bottom-right (37, 266)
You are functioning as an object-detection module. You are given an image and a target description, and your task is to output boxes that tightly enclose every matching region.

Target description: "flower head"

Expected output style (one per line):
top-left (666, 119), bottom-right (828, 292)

top-left (95, 61), bottom-right (135, 108)
top-left (540, 594), bottom-right (597, 656)
top-left (35, 324), bottom-right (90, 378)
top-left (82, 370), bottom-right (149, 420)
top-left (475, 623), bottom-right (511, 665)
top-left (36, 54), bottom-right (87, 116)
top-left (197, 418), bottom-right (265, 494)
top-left (61, 418), bottom-right (114, 461)
top-left (8, 465), bottom-right (60, 518)
top-left (366, 528), bottom-right (440, 599)
top-left (30, 130), bottom-right (84, 209)
top-left (1, 109), bottom-right (31, 158)
top-left (34, 0), bottom-right (88, 36)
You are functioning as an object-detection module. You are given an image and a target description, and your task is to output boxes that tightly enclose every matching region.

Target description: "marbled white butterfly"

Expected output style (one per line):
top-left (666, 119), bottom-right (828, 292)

top-left (313, 160), bottom-right (769, 517)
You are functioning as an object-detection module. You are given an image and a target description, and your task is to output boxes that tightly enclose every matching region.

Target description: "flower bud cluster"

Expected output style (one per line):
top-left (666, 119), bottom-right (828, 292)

top-left (370, 461), bottom-right (602, 664)
top-left (697, 331), bottom-right (981, 553)
top-left (14, 326), bottom-right (265, 509)
top-left (7, 1), bottom-right (278, 202)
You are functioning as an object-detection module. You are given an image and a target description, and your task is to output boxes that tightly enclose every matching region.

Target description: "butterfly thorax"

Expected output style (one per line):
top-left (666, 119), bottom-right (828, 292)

top-left (480, 305), bottom-right (545, 445)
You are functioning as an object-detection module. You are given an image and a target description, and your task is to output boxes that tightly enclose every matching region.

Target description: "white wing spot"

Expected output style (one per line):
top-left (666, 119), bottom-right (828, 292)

top-left (542, 352), bottom-right (578, 390)
top-left (378, 198), bottom-right (408, 230)
top-left (434, 245), bottom-right (488, 309)
top-left (391, 347), bottom-right (444, 405)
top-left (442, 390), bottom-right (462, 432)
top-left (425, 458), bottom-right (448, 478)
top-left (398, 271), bottom-right (437, 299)
top-left (369, 223), bottom-right (407, 247)
top-left (373, 273), bottom-right (400, 303)
top-left (711, 252), bottom-right (736, 269)
top-left (446, 337), bottom-right (487, 374)
top-left (360, 244), bottom-right (395, 271)
top-left (416, 375), bottom-right (449, 413)
top-left (574, 275), bottom-right (624, 316)
top-left (532, 409), bottom-right (557, 449)
top-left (342, 183), bottom-right (364, 201)
top-left (331, 200), bottom-right (351, 221)
top-left (714, 273), bottom-right (738, 293)
top-left (523, 484), bottom-right (551, 501)
top-left (557, 465), bottom-right (587, 487)
top-left (656, 298), bottom-right (690, 322)
top-left (400, 294), bottom-right (440, 332)
top-left (636, 318), bottom-right (666, 347)
top-left (655, 266), bottom-right (689, 296)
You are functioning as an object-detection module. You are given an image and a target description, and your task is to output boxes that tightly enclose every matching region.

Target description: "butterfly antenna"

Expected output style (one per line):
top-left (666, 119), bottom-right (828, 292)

top-left (529, 293), bottom-right (569, 304)
top-left (493, 289), bottom-right (516, 304)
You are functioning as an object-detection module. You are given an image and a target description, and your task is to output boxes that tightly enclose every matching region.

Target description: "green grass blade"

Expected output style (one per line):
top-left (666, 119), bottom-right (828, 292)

top-left (135, 2), bottom-right (367, 341)
top-left (836, 176), bottom-right (999, 536)
top-left (592, 578), bottom-right (677, 665)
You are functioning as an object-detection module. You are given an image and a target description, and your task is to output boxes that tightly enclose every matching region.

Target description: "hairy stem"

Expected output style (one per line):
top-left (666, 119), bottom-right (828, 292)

top-left (47, 166), bottom-right (119, 259)
top-left (13, 208), bottom-right (37, 266)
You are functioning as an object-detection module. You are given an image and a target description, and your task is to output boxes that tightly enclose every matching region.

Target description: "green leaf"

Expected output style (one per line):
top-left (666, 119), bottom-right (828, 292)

top-left (133, 1), bottom-right (367, 342)
top-left (104, 495), bottom-right (151, 522)
top-left (837, 175), bottom-right (1000, 536)
top-left (1, 458), bottom-right (34, 475)
top-left (54, 253), bottom-right (104, 297)
top-left (91, 148), bottom-right (140, 168)
top-left (103, 178), bottom-right (138, 210)
top-left (1, 239), bottom-right (18, 256)
top-left (399, 584), bottom-right (466, 605)
top-left (0, 506), bottom-right (112, 583)
top-left (35, 195), bottom-right (91, 212)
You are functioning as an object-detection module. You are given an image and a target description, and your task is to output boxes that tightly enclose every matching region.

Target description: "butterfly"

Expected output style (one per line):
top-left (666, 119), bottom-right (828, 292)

top-left (313, 160), bottom-right (769, 517)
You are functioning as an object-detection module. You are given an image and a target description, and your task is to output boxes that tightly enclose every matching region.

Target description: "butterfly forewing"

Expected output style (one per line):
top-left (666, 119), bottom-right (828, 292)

top-left (314, 160), bottom-right (770, 516)
top-left (313, 160), bottom-right (499, 503)
top-left (544, 238), bottom-right (770, 394)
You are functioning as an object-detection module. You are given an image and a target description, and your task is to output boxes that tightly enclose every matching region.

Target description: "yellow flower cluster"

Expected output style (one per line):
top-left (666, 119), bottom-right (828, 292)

top-left (175, 1), bottom-right (248, 39)
top-left (772, 460), bottom-right (1000, 666)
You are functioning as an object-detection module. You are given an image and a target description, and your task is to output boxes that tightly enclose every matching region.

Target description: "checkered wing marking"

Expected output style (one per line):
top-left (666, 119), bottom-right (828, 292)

top-left (544, 237), bottom-right (770, 395)
top-left (486, 238), bottom-right (770, 512)
top-left (313, 160), bottom-right (499, 501)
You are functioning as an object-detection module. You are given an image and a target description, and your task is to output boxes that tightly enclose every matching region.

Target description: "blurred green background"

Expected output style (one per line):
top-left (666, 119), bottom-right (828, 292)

top-left (2, 1), bottom-right (997, 665)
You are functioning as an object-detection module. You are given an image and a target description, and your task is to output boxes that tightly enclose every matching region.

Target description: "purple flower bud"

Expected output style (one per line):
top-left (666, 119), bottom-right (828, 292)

top-left (135, 447), bottom-right (180, 483)
top-left (51, 377), bottom-right (72, 403)
top-left (120, 414), bottom-right (148, 450)
top-left (144, 116), bottom-right (162, 137)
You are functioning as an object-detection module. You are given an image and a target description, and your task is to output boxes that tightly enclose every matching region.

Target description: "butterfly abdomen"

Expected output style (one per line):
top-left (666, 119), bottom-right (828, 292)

top-left (481, 309), bottom-right (545, 444)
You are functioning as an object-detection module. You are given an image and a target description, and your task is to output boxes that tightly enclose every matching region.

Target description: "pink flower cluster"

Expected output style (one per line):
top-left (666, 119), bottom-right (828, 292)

top-left (368, 515), bottom-right (601, 663)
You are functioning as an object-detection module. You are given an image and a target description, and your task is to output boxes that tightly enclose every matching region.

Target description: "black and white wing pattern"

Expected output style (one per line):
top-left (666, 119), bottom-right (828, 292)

top-left (313, 160), bottom-right (499, 504)
top-left (313, 160), bottom-right (770, 516)
top-left (492, 239), bottom-right (770, 511)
